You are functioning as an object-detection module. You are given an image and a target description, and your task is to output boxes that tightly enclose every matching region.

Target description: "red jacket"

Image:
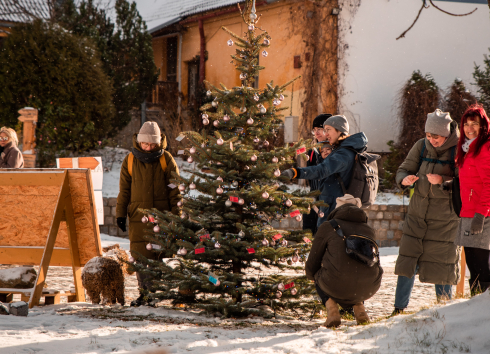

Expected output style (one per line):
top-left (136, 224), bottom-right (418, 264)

top-left (459, 140), bottom-right (490, 217)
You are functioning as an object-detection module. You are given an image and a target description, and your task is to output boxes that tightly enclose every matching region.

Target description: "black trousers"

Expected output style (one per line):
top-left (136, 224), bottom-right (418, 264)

top-left (465, 247), bottom-right (490, 293)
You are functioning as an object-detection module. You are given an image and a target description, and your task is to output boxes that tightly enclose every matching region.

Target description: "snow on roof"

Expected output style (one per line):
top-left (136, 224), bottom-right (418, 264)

top-left (0, 0), bottom-right (50, 23)
top-left (133, 0), bottom-right (245, 33)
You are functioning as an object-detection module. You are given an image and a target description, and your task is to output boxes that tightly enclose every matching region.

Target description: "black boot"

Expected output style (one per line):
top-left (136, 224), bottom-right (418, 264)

top-left (130, 293), bottom-right (147, 307)
top-left (390, 307), bottom-right (404, 317)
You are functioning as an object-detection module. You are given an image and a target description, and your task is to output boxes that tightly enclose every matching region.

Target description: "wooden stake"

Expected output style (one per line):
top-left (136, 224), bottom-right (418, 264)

top-left (456, 247), bottom-right (466, 297)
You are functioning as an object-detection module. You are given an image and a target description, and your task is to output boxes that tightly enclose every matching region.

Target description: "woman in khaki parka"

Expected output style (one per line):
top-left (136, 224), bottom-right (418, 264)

top-left (0, 127), bottom-right (24, 168)
top-left (393, 110), bottom-right (461, 314)
top-left (116, 122), bottom-right (181, 306)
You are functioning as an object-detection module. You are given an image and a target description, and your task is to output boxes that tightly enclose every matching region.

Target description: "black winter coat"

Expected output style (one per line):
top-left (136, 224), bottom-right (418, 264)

top-left (305, 204), bottom-right (383, 307)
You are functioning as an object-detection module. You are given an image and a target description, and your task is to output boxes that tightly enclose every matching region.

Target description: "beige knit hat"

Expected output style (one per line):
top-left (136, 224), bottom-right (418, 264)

top-left (336, 194), bottom-right (362, 208)
top-left (137, 122), bottom-right (161, 144)
top-left (425, 109), bottom-right (452, 137)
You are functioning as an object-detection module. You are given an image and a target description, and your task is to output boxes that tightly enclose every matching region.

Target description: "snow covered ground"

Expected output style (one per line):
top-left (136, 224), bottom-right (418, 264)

top-left (0, 288), bottom-right (487, 353)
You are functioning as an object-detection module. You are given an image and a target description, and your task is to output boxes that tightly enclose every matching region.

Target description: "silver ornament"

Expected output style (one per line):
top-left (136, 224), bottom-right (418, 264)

top-left (260, 106), bottom-right (266, 114)
top-left (212, 100), bottom-right (218, 107)
top-left (262, 239), bottom-right (269, 246)
top-left (253, 136), bottom-right (259, 143)
top-left (276, 291), bottom-right (282, 298)
top-left (153, 225), bottom-right (160, 233)
top-left (241, 106), bottom-right (247, 113)
top-left (202, 118), bottom-right (209, 125)
top-left (318, 212), bottom-right (325, 218)
top-left (238, 230), bottom-right (245, 237)
top-left (274, 169), bottom-right (281, 177)
top-left (227, 39), bottom-right (233, 46)
top-left (263, 140), bottom-right (269, 146)
top-left (295, 215), bottom-right (302, 222)
top-left (247, 118), bottom-right (254, 125)
top-left (178, 184), bottom-right (186, 192)
top-left (262, 191), bottom-right (269, 199)
top-left (240, 72), bottom-right (247, 80)
top-left (177, 200), bottom-right (183, 207)
top-left (146, 243), bottom-right (153, 251)
top-left (279, 94), bottom-right (285, 101)
top-left (189, 146), bottom-right (196, 154)
top-left (232, 181), bottom-right (239, 187)
top-left (217, 138), bottom-right (224, 145)
top-left (281, 240), bottom-right (288, 247)
top-left (291, 288), bottom-right (298, 295)
top-left (244, 165), bottom-right (250, 170)
top-left (272, 156), bottom-right (278, 163)
top-left (223, 114), bottom-right (230, 122)
top-left (206, 90), bottom-right (212, 96)
top-left (189, 182), bottom-right (196, 190)
top-left (263, 39), bottom-right (270, 45)
top-left (202, 113), bottom-right (208, 119)
top-left (128, 256), bottom-right (135, 263)
top-left (269, 196), bottom-right (274, 201)
top-left (187, 156), bottom-right (194, 163)
top-left (215, 242), bottom-right (221, 249)
top-left (262, 50), bottom-right (268, 57)
top-left (248, 25), bottom-right (254, 31)
top-left (216, 187), bottom-right (223, 194)
top-left (217, 176), bottom-right (223, 182)
top-left (213, 120), bottom-right (219, 127)
top-left (285, 199), bottom-right (292, 207)
top-left (278, 283), bottom-right (285, 291)
top-left (141, 216), bottom-right (148, 223)
top-left (238, 198), bottom-right (245, 205)
top-left (292, 255), bottom-right (299, 263)
top-left (251, 154), bottom-right (257, 162)
top-left (254, 94), bottom-right (260, 101)
top-left (225, 200), bottom-right (232, 207)
top-left (273, 98), bottom-right (281, 106)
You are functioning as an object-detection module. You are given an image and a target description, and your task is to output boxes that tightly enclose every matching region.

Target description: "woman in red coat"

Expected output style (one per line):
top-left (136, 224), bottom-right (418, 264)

top-left (455, 104), bottom-right (490, 295)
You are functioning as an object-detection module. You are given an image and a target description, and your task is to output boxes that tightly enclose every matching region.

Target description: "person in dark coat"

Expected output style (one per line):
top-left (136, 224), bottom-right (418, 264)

top-left (116, 121), bottom-right (182, 306)
top-left (0, 127), bottom-right (24, 168)
top-left (306, 195), bottom-right (383, 327)
top-left (282, 115), bottom-right (369, 226)
top-left (302, 113), bottom-right (332, 234)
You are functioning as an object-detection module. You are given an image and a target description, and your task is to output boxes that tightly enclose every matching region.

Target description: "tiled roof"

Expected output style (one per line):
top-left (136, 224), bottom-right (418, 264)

top-left (140, 0), bottom-right (245, 33)
top-left (0, 0), bottom-right (50, 23)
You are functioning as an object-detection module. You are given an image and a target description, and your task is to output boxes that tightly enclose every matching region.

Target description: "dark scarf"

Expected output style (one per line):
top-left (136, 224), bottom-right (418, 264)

top-left (132, 147), bottom-right (164, 164)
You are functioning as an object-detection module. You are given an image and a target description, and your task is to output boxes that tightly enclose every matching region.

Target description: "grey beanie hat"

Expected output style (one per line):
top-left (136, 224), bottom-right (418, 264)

top-left (323, 115), bottom-right (349, 135)
top-left (425, 109), bottom-right (452, 137)
top-left (137, 121), bottom-right (161, 144)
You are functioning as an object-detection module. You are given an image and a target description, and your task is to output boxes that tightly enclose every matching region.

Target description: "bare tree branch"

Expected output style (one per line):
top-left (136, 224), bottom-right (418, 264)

top-left (429, 0), bottom-right (477, 17)
top-left (396, 1), bottom-right (425, 40)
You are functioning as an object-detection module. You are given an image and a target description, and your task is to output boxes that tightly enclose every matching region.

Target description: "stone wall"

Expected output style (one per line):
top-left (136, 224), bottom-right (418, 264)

top-left (99, 197), bottom-right (407, 247)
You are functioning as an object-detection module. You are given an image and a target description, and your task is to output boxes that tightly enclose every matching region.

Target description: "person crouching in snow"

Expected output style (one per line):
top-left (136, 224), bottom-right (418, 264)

top-left (306, 195), bottom-right (383, 327)
top-left (116, 121), bottom-right (182, 306)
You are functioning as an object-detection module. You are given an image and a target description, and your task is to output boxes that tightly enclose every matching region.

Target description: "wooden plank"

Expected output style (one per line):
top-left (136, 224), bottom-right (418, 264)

top-left (64, 192), bottom-right (86, 302)
top-left (456, 247), bottom-right (466, 296)
top-left (58, 158), bottom-right (73, 169)
top-left (29, 172), bottom-right (69, 308)
top-left (80, 169), bottom-right (102, 257)
top-left (0, 247), bottom-right (72, 266)
top-left (78, 157), bottom-right (100, 170)
top-left (18, 108), bottom-right (38, 120)
top-left (0, 172), bottom-right (65, 186)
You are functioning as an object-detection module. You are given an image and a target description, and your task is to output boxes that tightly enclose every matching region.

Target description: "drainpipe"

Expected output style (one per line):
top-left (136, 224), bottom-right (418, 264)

top-left (199, 19), bottom-right (205, 83)
top-left (178, 33), bottom-right (183, 115)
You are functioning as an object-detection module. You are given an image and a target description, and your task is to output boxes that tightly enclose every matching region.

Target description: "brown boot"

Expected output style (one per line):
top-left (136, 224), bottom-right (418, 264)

top-left (324, 298), bottom-right (341, 328)
top-left (353, 303), bottom-right (370, 325)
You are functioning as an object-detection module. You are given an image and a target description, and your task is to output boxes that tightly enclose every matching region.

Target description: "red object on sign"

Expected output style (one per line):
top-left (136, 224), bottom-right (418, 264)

top-left (199, 234), bottom-right (210, 241)
top-left (296, 147), bottom-right (306, 155)
top-left (289, 210), bottom-right (300, 217)
top-left (229, 196), bottom-right (239, 203)
top-left (195, 247), bottom-right (205, 254)
top-left (272, 234), bottom-right (283, 240)
top-left (285, 282), bottom-right (295, 290)
top-left (303, 237), bottom-right (311, 243)
top-left (247, 248), bottom-right (255, 254)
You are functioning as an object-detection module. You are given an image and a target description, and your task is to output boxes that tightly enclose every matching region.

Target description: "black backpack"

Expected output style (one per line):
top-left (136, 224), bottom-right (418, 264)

top-left (336, 147), bottom-right (381, 208)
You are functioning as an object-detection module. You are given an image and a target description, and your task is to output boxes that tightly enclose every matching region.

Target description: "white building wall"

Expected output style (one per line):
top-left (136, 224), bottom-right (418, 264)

top-left (338, 0), bottom-right (490, 152)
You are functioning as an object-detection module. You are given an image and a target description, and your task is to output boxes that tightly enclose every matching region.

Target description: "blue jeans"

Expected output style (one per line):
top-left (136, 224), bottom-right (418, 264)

top-left (394, 265), bottom-right (452, 309)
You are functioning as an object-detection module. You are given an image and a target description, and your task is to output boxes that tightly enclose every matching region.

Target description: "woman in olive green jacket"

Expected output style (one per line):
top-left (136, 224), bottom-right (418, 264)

top-left (393, 110), bottom-right (461, 314)
top-left (116, 122), bottom-right (181, 305)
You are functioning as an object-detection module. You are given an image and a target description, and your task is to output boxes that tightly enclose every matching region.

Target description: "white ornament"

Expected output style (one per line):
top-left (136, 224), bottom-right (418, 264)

top-left (273, 98), bottom-right (281, 106)
top-left (213, 120), bottom-right (219, 127)
top-left (241, 106), bottom-right (247, 113)
top-left (262, 239), bottom-right (269, 246)
top-left (272, 156), bottom-right (278, 163)
top-left (244, 165), bottom-right (250, 170)
top-left (141, 216), bottom-right (148, 223)
top-left (262, 50), bottom-right (268, 57)
top-left (274, 169), bottom-right (281, 177)
top-left (253, 136), bottom-right (259, 143)
top-left (291, 288), bottom-right (298, 295)
top-left (260, 106), bottom-right (266, 114)
top-left (217, 138), bottom-right (224, 145)
top-left (216, 187), bottom-right (223, 194)
top-left (206, 90), bottom-right (212, 96)
top-left (187, 156), bottom-right (194, 163)
top-left (276, 291), bottom-right (282, 298)
top-left (223, 114), bottom-right (230, 122)
top-left (295, 215), bottom-right (303, 222)
top-left (153, 225), bottom-right (160, 233)
top-left (285, 199), bottom-right (292, 207)
top-left (232, 181), bottom-right (239, 187)
top-left (225, 200), bottom-right (232, 207)
top-left (217, 176), bottom-right (223, 182)
top-left (247, 118), bottom-right (254, 125)
top-left (178, 247), bottom-right (187, 256)
top-left (215, 242), bottom-right (221, 249)
top-left (318, 212), bottom-right (325, 218)
top-left (248, 25), bottom-right (254, 31)
top-left (251, 154), bottom-right (257, 162)
top-left (202, 118), bottom-right (209, 125)
top-left (189, 183), bottom-right (196, 190)
top-left (202, 113), bottom-right (208, 119)
top-left (146, 243), bottom-right (153, 251)
top-left (212, 100), bottom-right (218, 107)
top-left (227, 39), bottom-right (234, 46)
top-left (262, 191), bottom-right (269, 199)
top-left (281, 240), bottom-right (288, 247)
top-left (189, 146), bottom-right (196, 154)
top-left (278, 283), bottom-right (285, 291)
top-left (254, 94), bottom-right (260, 101)
top-left (264, 38), bottom-right (270, 45)
top-left (238, 230), bottom-right (245, 237)
top-left (128, 256), bottom-right (135, 263)
top-left (279, 94), bottom-right (285, 101)
top-left (238, 198), bottom-right (245, 205)
top-left (240, 73), bottom-right (247, 80)
top-left (178, 184), bottom-right (185, 192)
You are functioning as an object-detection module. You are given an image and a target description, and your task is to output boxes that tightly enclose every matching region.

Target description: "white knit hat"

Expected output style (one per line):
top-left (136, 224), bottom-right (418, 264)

top-left (425, 109), bottom-right (452, 137)
top-left (336, 194), bottom-right (362, 208)
top-left (137, 122), bottom-right (161, 144)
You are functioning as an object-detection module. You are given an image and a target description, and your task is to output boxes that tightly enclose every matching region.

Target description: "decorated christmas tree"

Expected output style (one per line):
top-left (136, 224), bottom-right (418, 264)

top-left (133, 0), bottom-right (325, 318)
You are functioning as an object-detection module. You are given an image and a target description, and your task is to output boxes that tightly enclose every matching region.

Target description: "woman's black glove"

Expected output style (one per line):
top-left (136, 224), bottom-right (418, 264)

top-left (117, 217), bottom-right (127, 232)
top-left (471, 213), bottom-right (485, 234)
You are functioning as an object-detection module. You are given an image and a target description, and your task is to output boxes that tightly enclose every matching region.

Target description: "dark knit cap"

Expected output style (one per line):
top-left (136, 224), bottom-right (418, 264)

top-left (312, 114), bottom-right (333, 129)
